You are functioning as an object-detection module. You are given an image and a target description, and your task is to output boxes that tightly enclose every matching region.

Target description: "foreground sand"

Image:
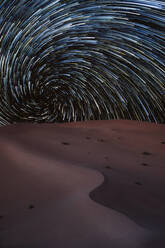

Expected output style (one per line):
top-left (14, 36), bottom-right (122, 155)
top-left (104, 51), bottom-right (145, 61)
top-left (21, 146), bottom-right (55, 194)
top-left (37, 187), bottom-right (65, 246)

top-left (0, 120), bottom-right (165, 247)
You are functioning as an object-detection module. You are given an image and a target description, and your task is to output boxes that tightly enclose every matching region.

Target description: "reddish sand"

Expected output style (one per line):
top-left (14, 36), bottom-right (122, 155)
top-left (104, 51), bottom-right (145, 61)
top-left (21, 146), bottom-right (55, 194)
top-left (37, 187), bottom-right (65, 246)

top-left (0, 120), bottom-right (165, 247)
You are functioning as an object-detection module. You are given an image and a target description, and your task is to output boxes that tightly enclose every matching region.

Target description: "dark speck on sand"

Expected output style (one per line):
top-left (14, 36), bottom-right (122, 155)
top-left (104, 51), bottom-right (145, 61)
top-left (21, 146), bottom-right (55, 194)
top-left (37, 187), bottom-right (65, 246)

top-left (62, 142), bottom-right (70, 145)
top-left (135, 182), bottom-right (142, 186)
top-left (97, 138), bottom-right (104, 142)
top-left (28, 205), bottom-right (35, 209)
top-left (142, 152), bottom-right (152, 156)
top-left (105, 166), bottom-right (111, 169)
top-left (142, 163), bottom-right (149, 166)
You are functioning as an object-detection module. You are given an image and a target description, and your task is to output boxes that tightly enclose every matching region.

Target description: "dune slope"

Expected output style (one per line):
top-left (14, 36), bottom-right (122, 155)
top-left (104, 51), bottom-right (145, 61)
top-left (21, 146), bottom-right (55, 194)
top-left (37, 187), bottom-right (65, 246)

top-left (0, 120), bottom-right (165, 247)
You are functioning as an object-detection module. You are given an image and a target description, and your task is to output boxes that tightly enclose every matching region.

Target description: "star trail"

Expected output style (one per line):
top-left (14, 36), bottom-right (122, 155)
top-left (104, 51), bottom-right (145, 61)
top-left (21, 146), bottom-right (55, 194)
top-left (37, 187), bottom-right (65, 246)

top-left (0, 0), bottom-right (165, 125)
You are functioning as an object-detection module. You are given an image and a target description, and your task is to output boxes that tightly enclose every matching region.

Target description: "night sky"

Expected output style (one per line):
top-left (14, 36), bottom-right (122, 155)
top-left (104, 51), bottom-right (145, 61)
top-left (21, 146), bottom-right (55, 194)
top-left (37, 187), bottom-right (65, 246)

top-left (0, 0), bottom-right (165, 125)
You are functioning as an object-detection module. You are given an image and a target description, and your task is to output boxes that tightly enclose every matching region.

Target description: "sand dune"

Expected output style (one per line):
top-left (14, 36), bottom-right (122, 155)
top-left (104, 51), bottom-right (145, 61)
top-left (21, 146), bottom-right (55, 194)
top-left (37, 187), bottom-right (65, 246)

top-left (0, 120), bottom-right (165, 247)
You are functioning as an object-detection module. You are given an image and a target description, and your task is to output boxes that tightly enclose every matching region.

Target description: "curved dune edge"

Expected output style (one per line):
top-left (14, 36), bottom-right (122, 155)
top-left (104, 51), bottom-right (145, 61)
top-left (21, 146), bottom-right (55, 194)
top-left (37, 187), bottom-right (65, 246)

top-left (0, 120), bottom-right (165, 247)
top-left (0, 140), bottom-right (148, 248)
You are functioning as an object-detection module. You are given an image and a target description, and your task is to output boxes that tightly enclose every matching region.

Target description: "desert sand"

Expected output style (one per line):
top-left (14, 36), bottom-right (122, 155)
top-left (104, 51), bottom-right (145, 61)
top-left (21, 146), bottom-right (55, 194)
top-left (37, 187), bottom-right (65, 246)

top-left (0, 120), bottom-right (165, 247)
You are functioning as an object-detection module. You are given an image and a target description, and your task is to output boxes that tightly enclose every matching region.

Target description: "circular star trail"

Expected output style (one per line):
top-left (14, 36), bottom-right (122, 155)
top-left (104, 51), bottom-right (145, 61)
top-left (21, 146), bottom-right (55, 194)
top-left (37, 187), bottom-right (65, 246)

top-left (0, 0), bottom-right (165, 125)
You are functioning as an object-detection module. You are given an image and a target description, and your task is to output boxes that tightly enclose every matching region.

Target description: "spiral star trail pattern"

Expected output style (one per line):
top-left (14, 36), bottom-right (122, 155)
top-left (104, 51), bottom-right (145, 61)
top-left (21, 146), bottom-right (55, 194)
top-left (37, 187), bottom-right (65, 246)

top-left (0, 0), bottom-right (165, 125)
